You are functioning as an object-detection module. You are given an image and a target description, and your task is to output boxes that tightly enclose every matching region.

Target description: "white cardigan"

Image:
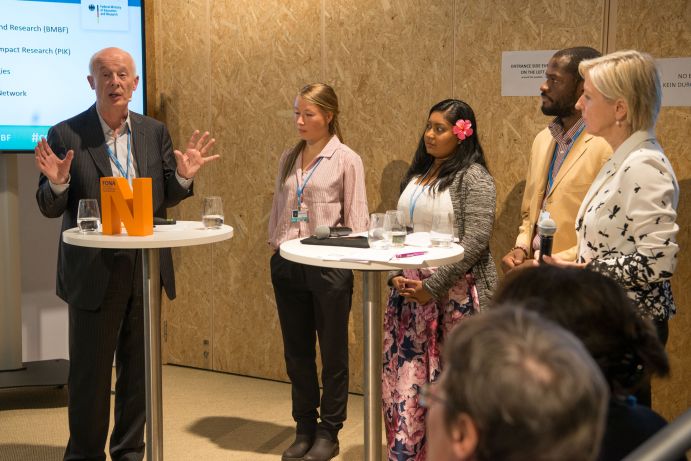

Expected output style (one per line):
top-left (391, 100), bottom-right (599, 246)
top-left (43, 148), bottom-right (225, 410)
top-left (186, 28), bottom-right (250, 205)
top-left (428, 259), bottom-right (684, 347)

top-left (576, 130), bottom-right (679, 320)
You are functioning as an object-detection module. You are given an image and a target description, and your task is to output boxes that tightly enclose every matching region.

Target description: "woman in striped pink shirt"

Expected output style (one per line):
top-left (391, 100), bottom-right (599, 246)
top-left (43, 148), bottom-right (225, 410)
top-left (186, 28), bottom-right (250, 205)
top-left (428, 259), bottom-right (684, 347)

top-left (268, 83), bottom-right (369, 461)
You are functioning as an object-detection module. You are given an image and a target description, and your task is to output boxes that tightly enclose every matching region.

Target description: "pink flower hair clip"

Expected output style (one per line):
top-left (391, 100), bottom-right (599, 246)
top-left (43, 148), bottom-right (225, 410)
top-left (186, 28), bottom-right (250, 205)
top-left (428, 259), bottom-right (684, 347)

top-left (452, 119), bottom-right (473, 141)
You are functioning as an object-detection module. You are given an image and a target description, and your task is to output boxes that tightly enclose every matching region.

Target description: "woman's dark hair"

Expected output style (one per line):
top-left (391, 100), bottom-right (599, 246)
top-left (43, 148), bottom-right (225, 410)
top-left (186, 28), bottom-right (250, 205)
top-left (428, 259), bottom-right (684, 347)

top-left (494, 266), bottom-right (669, 396)
top-left (401, 99), bottom-right (488, 193)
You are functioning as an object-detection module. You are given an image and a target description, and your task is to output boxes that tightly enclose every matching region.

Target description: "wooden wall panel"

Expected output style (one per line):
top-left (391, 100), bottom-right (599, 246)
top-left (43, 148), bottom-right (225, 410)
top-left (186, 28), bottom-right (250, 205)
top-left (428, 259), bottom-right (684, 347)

top-left (207, 0), bottom-right (322, 381)
top-left (324, 0), bottom-right (454, 392)
top-left (324, 0), bottom-right (454, 211)
top-left (153, 0), bottom-right (215, 369)
top-left (452, 0), bottom-right (605, 275)
top-left (613, 0), bottom-right (691, 420)
top-left (148, 0), bottom-right (690, 418)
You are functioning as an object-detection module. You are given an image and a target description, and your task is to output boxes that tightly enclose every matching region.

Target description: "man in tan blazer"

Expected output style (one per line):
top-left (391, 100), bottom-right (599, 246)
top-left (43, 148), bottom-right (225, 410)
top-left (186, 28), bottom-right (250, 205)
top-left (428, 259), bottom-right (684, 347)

top-left (502, 47), bottom-right (611, 273)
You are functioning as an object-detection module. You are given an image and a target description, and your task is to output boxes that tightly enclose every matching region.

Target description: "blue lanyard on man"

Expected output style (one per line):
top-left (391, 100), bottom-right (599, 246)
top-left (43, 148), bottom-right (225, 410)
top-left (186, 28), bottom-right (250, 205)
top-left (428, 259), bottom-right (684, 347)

top-left (546, 124), bottom-right (585, 191)
top-left (105, 124), bottom-right (132, 182)
top-left (296, 157), bottom-right (323, 209)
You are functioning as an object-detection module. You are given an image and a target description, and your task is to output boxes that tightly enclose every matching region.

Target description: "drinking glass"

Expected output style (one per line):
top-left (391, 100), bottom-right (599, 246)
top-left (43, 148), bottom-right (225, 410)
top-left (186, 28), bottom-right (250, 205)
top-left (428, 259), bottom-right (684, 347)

top-left (385, 210), bottom-right (407, 247)
top-left (368, 212), bottom-right (390, 249)
top-left (430, 211), bottom-right (454, 247)
top-left (202, 196), bottom-right (224, 229)
top-left (77, 199), bottom-right (101, 233)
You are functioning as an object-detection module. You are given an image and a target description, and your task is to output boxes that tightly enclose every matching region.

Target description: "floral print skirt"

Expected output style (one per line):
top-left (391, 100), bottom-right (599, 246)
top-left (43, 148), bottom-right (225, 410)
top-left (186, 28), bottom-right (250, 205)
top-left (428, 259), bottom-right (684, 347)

top-left (382, 268), bottom-right (479, 461)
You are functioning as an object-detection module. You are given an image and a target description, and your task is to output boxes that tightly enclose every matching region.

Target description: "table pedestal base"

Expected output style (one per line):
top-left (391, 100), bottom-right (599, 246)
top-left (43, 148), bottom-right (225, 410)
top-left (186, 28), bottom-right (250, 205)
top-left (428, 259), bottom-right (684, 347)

top-left (363, 271), bottom-right (382, 461)
top-left (278, 238), bottom-right (462, 461)
top-left (143, 248), bottom-right (163, 461)
top-left (62, 223), bottom-right (233, 461)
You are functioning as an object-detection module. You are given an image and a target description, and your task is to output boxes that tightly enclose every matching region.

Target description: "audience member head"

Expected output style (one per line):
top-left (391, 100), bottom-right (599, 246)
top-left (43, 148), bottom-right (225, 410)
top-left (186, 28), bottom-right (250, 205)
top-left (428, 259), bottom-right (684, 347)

top-left (403, 99), bottom-right (487, 192)
top-left (577, 50), bottom-right (661, 133)
top-left (494, 266), bottom-right (669, 397)
top-left (281, 82), bottom-right (341, 184)
top-left (540, 46), bottom-right (601, 119)
top-left (426, 306), bottom-right (608, 461)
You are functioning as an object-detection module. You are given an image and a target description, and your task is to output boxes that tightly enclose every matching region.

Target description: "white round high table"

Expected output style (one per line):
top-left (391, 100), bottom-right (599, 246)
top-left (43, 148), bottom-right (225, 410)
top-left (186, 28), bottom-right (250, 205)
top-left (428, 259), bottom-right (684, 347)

top-left (63, 221), bottom-right (233, 461)
top-left (280, 238), bottom-right (464, 461)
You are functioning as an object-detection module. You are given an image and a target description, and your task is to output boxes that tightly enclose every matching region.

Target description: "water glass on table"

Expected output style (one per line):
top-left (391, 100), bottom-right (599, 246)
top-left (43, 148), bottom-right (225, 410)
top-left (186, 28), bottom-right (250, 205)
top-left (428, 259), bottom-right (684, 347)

top-left (77, 199), bottom-right (100, 233)
top-left (431, 211), bottom-right (454, 247)
top-left (368, 212), bottom-right (390, 249)
top-left (385, 210), bottom-right (406, 247)
top-left (202, 196), bottom-right (224, 229)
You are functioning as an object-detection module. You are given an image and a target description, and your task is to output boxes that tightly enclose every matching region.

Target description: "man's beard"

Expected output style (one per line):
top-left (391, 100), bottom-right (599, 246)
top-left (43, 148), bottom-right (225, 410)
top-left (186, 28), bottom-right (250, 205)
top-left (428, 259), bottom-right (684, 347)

top-left (541, 97), bottom-right (577, 118)
top-left (541, 86), bottom-right (580, 118)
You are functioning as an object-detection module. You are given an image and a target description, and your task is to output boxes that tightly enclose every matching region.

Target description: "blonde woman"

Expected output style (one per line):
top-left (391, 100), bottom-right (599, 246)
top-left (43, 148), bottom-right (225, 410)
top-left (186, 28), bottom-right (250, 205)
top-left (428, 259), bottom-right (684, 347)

top-left (546, 50), bottom-right (679, 406)
top-left (268, 83), bottom-right (369, 461)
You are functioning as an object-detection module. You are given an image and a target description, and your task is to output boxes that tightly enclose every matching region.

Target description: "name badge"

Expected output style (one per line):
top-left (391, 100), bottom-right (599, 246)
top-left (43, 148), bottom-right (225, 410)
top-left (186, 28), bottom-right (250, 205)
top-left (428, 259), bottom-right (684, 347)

top-left (291, 208), bottom-right (309, 223)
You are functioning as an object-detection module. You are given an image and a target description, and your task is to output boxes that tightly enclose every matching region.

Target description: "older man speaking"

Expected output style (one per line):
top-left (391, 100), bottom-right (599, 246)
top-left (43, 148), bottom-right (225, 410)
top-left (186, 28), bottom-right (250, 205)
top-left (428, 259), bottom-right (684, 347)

top-left (35, 47), bottom-right (218, 461)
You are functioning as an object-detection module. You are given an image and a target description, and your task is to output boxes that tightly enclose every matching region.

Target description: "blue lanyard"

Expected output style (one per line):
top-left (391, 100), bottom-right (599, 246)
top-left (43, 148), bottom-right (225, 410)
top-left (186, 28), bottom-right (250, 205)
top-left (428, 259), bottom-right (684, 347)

top-left (296, 157), bottom-right (323, 208)
top-left (408, 165), bottom-right (435, 224)
top-left (105, 126), bottom-right (131, 180)
top-left (547, 124), bottom-right (585, 190)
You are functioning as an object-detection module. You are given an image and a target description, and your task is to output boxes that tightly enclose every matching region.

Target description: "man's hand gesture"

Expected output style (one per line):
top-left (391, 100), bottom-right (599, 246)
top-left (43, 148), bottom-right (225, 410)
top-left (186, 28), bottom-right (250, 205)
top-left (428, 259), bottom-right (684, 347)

top-left (174, 130), bottom-right (219, 179)
top-left (35, 137), bottom-right (73, 185)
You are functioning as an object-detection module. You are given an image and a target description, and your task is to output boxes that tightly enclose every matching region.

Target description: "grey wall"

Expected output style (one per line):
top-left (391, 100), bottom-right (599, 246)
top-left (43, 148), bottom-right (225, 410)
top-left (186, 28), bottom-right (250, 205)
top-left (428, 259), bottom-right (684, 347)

top-left (16, 154), bottom-right (68, 361)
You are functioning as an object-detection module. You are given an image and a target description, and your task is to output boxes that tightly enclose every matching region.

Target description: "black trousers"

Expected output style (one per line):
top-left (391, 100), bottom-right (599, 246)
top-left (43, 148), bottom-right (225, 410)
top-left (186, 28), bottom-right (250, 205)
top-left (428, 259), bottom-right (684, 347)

top-left (64, 250), bottom-right (145, 461)
top-left (634, 318), bottom-right (669, 408)
top-left (270, 252), bottom-right (353, 441)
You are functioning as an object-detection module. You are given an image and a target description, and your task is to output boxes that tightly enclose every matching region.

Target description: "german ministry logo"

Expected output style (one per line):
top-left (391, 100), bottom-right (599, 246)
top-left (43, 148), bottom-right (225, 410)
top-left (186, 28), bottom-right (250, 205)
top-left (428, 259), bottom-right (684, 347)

top-left (81, 1), bottom-right (129, 32)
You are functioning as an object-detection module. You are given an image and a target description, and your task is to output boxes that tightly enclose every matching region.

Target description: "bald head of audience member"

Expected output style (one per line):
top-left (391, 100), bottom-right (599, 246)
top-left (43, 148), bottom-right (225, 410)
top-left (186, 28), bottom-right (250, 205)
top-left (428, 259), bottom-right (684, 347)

top-left (425, 307), bottom-right (608, 461)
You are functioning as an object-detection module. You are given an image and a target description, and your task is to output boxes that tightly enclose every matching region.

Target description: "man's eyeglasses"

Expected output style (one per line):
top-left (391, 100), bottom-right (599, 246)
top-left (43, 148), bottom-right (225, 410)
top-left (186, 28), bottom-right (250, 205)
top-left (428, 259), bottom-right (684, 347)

top-left (419, 382), bottom-right (447, 409)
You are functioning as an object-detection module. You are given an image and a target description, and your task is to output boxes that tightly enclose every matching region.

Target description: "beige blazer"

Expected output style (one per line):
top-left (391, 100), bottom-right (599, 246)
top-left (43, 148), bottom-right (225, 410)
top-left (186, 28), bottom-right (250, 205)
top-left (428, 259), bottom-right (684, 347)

top-left (515, 127), bottom-right (611, 261)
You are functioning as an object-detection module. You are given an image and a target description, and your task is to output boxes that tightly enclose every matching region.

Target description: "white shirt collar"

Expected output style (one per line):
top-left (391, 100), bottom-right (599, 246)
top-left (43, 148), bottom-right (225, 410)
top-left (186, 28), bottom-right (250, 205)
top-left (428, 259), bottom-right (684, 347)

top-left (96, 110), bottom-right (131, 138)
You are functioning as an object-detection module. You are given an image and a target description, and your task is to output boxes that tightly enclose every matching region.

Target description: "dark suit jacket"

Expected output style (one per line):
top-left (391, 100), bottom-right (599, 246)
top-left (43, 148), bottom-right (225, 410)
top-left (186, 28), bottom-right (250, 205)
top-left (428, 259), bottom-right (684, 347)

top-left (36, 105), bottom-right (191, 309)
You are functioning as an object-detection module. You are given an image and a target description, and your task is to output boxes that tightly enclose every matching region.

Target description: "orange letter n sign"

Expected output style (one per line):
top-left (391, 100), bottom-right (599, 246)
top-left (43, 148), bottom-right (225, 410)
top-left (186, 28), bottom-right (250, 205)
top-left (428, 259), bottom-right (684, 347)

top-left (100, 177), bottom-right (153, 236)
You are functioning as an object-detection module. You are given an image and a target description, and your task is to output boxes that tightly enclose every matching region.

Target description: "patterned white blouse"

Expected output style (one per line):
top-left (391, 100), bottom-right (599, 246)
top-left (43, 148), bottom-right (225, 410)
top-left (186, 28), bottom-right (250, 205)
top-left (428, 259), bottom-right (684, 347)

top-left (576, 130), bottom-right (680, 321)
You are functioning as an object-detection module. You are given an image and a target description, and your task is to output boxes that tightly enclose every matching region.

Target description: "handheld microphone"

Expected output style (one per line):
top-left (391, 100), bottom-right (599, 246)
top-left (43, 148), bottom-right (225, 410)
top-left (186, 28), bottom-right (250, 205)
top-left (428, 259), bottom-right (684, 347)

top-left (537, 218), bottom-right (557, 263)
top-left (315, 225), bottom-right (352, 239)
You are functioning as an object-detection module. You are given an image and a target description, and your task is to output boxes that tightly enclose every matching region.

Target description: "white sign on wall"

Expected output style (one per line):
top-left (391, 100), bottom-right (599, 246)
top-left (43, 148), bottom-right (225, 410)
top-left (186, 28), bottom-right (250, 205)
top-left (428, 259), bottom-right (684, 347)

top-left (657, 57), bottom-right (691, 107)
top-left (501, 50), bottom-right (556, 96)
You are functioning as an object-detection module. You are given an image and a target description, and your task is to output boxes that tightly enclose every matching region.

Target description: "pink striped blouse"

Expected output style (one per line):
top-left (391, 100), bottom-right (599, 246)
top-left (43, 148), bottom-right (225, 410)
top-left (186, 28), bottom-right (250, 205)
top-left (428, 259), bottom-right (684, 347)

top-left (268, 135), bottom-right (369, 250)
